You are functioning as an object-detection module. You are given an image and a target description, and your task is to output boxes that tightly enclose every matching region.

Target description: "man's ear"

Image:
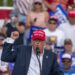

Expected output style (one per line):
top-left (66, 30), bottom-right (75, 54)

top-left (44, 41), bottom-right (46, 46)
top-left (31, 40), bottom-right (33, 46)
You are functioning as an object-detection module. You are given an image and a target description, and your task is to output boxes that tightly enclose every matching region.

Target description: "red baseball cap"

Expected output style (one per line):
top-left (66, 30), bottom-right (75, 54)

top-left (68, 10), bottom-right (75, 17)
top-left (32, 30), bottom-right (45, 41)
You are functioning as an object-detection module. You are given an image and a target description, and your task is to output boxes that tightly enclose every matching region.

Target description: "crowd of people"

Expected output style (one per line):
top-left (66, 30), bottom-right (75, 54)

top-left (0, 0), bottom-right (75, 75)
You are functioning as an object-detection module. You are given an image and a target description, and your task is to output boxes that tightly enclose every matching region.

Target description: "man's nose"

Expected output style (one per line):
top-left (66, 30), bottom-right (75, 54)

top-left (36, 42), bottom-right (40, 45)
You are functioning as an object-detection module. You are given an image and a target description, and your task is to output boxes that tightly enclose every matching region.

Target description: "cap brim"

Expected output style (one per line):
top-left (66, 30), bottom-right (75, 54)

top-left (32, 37), bottom-right (44, 41)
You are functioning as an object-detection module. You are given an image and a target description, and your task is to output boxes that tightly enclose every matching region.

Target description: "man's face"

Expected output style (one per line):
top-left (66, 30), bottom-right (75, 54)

top-left (69, 17), bottom-right (75, 25)
top-left (64, 44), bottom-right (72, 51)
top-left (32, 39), bottom-right (45, 52)
top-left (48, 21), bottom-right (57, 31)
top-left (34, 2), bottom-right (42, 11)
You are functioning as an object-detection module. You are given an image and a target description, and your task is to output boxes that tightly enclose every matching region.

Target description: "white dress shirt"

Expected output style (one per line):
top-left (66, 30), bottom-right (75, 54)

top-left (27, 48), bottom-right (43, 75)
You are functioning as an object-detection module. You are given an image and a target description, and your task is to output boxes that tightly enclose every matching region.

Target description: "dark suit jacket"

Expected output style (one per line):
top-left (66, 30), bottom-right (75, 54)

top-left (1, 43), bottom-right (64, 75)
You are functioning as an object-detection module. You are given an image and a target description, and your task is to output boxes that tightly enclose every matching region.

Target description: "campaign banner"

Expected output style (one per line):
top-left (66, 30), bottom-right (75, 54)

top-left (49, 4), bottom-right (69, 25)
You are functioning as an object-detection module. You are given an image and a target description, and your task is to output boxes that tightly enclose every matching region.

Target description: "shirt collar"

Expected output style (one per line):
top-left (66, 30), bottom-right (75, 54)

top-left (32, 48), bottom-right (44, 56)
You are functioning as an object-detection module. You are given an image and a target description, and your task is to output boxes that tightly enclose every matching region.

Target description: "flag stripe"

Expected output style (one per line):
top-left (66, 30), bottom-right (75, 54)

top-left (14, 0), bottom-right (34, 15)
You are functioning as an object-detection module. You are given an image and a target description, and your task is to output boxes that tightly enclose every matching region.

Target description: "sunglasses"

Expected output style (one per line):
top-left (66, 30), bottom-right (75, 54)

top-left (62, 59), bottom-right (72, 62)
top-left (34, 2), bottom-right (42, 5)
top-left (49, 22), bottom-right (56, 24)
top-left (64, 43), bottom-right (72, 45)
top-left (48, 20), bottom-right (57, 24)
top-left (62, 60), bottom-right (71, 63)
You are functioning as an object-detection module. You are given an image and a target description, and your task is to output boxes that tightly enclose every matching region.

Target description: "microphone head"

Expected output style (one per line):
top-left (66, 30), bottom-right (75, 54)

top-left (36, 47), bottom-right (40, 55)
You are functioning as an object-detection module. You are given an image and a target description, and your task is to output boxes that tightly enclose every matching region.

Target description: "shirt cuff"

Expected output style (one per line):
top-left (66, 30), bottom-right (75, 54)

top-left (3, 38), bottom-right (15, 44)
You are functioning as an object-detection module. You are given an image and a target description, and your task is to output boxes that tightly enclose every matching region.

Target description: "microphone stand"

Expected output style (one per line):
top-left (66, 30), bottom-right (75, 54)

top-left (36, 47), bottom-right (42, 75)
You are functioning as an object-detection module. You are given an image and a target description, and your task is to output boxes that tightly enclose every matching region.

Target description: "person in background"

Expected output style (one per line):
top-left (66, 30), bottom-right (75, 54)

top-left (8, 22), bottom-right (25, 75)
top-left (61, 53), bottom-right (75, 75)
top-left (7, 31), bottom-right (19, 75)
top-left (67, 4), bottom-right (75, 13)
top-left (0, 25), bottom-right (7, 37)
top-left (16, 22), bottom-right (25, 45)
top-left (13, 0), bottom-right (44, 16)
top-left (44, 0), bottom-right (75, 10)
top-left (2, 15), bottom-right (19, 37)
top-left (26, 1), bottom-right (49, 29)
top-left (58, 8), bottom-right (75, 52)
top-left (24, 1), bottom-right (49, 45)
top-left (1, 30), bottom-right (64, 75)
top-left (13, 0), bottom-right (44, 23)
top-left (44, 0), bottom-right (68, 25)
top-left (44, 17), bottom-right (65, 52)
top-left (1, 15), bottom-right (25, 46)
top-left (59, 39), bottom-right (75, 69)
top-left (0, 18), bottom-right (10, 37)
top-left (0, 33), bottom-right (9, 75)
top-left (44, 0), bottom-right (68, 11)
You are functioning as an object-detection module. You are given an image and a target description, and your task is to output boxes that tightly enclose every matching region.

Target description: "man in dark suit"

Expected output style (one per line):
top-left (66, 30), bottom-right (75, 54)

top-left (1, 30), bottom-right (64, 75)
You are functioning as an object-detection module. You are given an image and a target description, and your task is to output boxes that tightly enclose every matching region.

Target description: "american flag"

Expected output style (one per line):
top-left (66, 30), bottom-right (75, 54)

top-left (13, 0), bottom-right (43, 15)
top-left (13, 0), bottom-right (34, 15)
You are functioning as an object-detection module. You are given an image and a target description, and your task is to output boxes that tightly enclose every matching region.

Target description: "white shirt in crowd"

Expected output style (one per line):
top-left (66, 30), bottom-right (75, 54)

top-left (44, 28), bottom-right (65, 47)
top-left (58, 22), bottom-right (75, 51)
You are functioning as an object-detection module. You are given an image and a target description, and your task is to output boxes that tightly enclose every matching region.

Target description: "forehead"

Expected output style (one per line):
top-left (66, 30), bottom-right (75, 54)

top-left (33, 39), bottom-right (44, 42)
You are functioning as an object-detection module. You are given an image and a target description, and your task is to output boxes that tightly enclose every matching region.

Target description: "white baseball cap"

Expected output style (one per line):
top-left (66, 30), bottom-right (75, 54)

top-left (62, 53), bottom-right (72, 59)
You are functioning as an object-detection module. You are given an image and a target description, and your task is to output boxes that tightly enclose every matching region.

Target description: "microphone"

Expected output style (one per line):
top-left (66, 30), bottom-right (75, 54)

top-left (36, 47), bottom-right (40, 55)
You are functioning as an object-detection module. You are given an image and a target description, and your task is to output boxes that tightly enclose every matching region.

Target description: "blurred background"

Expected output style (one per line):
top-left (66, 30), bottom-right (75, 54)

top-left (0, 0), bottom-right (75, 75)
top-left (0, 0), bottom-right (13, 6)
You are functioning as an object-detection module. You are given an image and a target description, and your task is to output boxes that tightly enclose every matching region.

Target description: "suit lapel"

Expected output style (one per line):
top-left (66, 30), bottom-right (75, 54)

top-left (41, 50), bottom-right (52, 75)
